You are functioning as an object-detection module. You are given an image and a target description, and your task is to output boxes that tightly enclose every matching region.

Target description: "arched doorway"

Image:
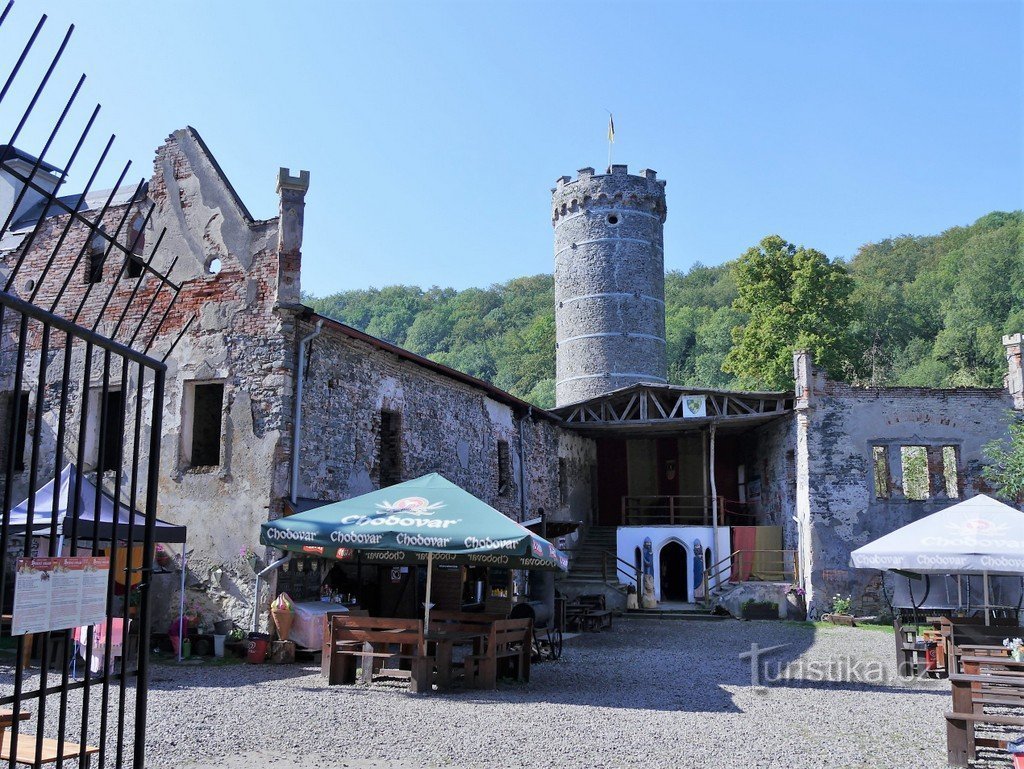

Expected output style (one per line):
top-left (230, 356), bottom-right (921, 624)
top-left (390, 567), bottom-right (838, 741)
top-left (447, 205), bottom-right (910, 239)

top-left (659, 541), bottom-right (688, 602)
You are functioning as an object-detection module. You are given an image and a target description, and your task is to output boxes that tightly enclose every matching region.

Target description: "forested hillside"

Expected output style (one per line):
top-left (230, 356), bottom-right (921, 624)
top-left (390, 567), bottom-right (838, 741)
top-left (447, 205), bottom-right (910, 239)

top-left (308, 211), bottom-right (1023, 408)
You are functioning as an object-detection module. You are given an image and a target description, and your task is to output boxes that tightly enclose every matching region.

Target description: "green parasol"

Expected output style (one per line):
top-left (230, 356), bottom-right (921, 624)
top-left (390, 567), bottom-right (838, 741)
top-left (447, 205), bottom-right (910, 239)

top-left (260, 474), bottom-right (569, 629)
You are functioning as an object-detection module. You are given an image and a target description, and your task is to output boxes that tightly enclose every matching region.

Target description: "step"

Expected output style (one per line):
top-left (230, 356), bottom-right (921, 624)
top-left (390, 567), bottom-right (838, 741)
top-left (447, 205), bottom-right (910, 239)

top-left (623, 611), bottom-right (730, 621)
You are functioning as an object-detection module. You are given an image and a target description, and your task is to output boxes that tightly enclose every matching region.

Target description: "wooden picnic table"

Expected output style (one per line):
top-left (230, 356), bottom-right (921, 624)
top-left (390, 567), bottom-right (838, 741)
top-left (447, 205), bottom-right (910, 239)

top-left (424, 628), bottom-right (488, 690)
top-left (946, 650), bottom-right (1024, 766)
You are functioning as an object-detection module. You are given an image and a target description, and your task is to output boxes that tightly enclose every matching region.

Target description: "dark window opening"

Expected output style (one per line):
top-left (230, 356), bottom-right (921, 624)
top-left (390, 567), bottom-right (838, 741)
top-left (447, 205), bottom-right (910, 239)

top-left (497, 440), bottom-right (511, 496)
top-left (942, 445), bottom-right (960, 499)
top-left (2, 392), bottom-right (29, 474)
top-left (558, 458), bottom-right (568, 506)
top-left (872, 445), bottom-right (890, 499)
top-left (98, 390), bottom-right (125, 473)
top-left (379, 410), bottom-right (402, 487)
top-left (606, 214), bottom-right (619, 225)
top-left (190, 383), bottom-right (224, 467)
top-left (126, 215), bottom-right (146, 278)
top-left (85, 247), bottom-right (104, 284)
top-left (900, 446), bottom-right (929, 500)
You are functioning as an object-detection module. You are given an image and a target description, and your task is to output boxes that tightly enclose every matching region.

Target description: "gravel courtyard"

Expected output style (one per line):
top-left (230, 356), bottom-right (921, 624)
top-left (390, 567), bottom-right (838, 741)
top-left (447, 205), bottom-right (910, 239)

top-left (3, 618), bottom-right (956, 768)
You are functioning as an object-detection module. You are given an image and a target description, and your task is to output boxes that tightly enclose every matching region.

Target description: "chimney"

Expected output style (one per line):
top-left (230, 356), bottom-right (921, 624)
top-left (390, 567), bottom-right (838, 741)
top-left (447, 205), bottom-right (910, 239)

top-left (276, 168), bottom-right (309, 305)
top-left (1005, 333), bottom-right (1023, 410)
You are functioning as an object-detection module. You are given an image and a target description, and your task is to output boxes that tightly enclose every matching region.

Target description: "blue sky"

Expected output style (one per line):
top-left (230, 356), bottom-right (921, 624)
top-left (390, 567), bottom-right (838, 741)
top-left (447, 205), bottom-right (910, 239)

top-left (1, 0), bottom-right (1021, 294)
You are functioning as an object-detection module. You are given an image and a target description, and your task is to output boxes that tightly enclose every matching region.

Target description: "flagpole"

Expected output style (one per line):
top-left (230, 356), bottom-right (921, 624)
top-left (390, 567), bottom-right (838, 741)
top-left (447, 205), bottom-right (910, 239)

top-left (606, 111), bottom-right (614, 172)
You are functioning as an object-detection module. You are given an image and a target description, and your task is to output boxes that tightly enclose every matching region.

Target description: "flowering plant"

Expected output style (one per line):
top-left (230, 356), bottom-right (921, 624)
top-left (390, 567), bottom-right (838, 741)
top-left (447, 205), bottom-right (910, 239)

top-left (1003, 637), bottom-right (1024, 661)
top-left (786, 585), bottom-right (805, 597)
top-left (184, 597), bottom-right (203, 626)
top-left (831, 594), bottom-right (852, 615)
top-left (239, 544), bottom-right (260, 570)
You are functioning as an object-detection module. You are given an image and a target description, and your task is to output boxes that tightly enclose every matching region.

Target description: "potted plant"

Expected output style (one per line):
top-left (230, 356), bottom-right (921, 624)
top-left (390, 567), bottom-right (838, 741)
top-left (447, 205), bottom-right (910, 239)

top-left (154, 544), bottom-right (173, 570)
top-left (126, 587), bottom-right (142, 618)
top-left (741, 599), bottom-right (780, 620)
top-left (785, 585), bottom-right (806, 620)
top-left (827, 594), bottom-right (855, 625)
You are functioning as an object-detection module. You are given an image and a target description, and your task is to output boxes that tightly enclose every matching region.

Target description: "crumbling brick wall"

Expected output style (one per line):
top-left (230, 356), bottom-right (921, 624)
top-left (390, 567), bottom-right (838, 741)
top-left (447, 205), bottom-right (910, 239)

top-left (0, 128), bottom-right (300, 628)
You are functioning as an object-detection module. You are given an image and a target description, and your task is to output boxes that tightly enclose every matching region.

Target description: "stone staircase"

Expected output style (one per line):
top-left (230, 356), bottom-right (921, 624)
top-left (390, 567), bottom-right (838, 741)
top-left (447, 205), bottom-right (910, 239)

top-left (556, 526), bottom-right (630, 611)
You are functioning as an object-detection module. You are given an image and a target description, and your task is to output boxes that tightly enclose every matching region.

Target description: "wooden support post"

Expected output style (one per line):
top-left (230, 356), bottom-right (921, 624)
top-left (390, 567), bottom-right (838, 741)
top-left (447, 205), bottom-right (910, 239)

top-left (710, 423), bottom-right (720, 587)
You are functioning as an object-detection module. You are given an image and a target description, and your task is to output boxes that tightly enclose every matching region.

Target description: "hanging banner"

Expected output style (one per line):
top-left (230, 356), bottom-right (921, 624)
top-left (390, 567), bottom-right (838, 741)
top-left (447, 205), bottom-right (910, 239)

top-left (12, 556), bottom-right (110, 635)
top-left (682, 395), bottom-right (707, 418)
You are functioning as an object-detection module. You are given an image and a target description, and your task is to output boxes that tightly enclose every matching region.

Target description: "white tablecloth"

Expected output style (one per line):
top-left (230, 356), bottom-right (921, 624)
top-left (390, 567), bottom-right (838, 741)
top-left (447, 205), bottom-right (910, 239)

top-left (289, 601), bottom-right (349, 650)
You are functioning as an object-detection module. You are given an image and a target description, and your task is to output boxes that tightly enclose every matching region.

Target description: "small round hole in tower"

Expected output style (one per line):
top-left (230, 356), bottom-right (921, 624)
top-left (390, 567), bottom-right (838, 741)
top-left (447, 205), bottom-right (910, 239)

top-left (606, 214), bottom-right (619, 225)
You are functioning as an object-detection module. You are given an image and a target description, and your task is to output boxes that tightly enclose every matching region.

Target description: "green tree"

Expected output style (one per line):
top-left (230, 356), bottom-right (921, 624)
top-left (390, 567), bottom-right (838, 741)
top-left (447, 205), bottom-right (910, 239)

top-left (722, 235), bottom-right (858, 390)
top-left (982, 414), bottom-right (1024, 505)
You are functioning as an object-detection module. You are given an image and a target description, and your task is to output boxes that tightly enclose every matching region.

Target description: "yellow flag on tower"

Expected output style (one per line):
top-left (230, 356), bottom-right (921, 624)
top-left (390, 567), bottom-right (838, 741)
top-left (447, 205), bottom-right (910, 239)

top-left (607, 114), bottom-right (615, 143)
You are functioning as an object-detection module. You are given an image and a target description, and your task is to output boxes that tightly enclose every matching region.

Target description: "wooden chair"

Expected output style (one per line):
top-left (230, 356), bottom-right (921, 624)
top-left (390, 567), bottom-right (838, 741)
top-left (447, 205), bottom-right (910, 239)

top-left (325, 616), bottom-right (434, 694)
top-left (0, 712), bottom-right (100, 768)
top-left (464, 618), bottom-right (533, 689)
top-left (894, 619), bottom-right (931, 676)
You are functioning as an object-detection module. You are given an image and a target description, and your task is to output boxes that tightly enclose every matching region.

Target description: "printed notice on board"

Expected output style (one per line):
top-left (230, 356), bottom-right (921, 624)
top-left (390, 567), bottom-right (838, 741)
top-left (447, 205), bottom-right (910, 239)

top-left (12, 557), bottom-right (110, 635)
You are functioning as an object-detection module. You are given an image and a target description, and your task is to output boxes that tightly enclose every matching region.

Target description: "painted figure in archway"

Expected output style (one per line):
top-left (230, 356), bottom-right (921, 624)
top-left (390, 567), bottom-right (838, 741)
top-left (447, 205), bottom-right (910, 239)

top-left (641, 537), bottom-right (657, 608)
top-left (693, 539), bottom-right (704, 600)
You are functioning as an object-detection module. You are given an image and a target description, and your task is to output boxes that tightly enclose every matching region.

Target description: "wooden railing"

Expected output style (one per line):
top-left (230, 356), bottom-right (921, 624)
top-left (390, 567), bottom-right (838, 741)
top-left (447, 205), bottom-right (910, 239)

top-left (621, 495), bottom-right (715, 525)
top-left (620, 495), bottom-right (758, 526)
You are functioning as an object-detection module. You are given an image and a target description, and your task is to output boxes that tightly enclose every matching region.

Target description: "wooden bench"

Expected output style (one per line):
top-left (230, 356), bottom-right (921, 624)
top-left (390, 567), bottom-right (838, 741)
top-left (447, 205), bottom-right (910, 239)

top-left (0, 733), bottom-right (100, 768)
top-left (319, 609), bottom-right (367, 676)
top-left (465, 618), bottom-right (532, 689)
top-left (0, 711), bottom-right (99, 768)
top-left (325, 616), bottom-right (434, 694)
top-left (583, 609), bottom-right (612, 632)
top-left (945, 652), bottom-right (1024, 766)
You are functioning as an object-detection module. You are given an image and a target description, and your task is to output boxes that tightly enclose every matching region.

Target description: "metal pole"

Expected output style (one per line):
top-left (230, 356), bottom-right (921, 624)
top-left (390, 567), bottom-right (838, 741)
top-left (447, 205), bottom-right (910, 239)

top-left (424, 553), bottom-right (434, 633)
top-left (178, 545), bottom-right (186, 661)
top-left (984, 570), bottom-right (991, 626)
top-left (291, 320), bottom-right (323, 504)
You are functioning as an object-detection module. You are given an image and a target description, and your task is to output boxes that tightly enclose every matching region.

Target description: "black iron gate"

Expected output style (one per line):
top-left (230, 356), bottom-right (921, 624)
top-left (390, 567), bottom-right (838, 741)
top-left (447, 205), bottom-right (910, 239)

top-left (0, 4), bottom-right (180, 766)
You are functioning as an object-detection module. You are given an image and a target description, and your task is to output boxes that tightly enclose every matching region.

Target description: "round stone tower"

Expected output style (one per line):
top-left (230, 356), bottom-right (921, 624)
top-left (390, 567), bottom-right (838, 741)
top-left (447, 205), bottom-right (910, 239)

top-left (551, 164), bottom-right (668, 407)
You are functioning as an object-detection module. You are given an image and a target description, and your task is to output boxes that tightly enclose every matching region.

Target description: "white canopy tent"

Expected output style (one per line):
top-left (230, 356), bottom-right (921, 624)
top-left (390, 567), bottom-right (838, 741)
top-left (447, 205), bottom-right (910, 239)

top-left (851, 494), bottom-right (1024, 624)
top-left (8, 463), bottom-right (191, 658)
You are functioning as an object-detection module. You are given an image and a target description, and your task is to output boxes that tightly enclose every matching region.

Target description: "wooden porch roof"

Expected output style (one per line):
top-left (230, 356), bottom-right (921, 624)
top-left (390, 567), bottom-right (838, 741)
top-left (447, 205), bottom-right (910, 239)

top-left (552, 382), bottom-right (794, 435)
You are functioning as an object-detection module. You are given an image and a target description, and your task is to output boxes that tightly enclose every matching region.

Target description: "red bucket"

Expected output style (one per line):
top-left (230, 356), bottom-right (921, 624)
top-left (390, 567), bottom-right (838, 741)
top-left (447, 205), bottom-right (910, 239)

top-left (1012, 755), bottom-right (1024, 769)
top-left (247, 632), bottom-right (269, 664)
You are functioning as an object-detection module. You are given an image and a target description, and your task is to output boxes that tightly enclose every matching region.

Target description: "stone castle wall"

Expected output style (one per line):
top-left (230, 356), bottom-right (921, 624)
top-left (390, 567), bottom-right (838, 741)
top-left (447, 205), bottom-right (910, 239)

top-left (793, 351), bottom-right (1017, 616)
top-left (292, 318), bottom-right (596, 527)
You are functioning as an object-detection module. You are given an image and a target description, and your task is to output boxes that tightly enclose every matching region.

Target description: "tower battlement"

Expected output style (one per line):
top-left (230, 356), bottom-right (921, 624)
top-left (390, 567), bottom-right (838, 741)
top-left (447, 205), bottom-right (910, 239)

top-left (551, 163), bottom-right (668, 407)
top-left (552, 164), bottom-right (667, 225)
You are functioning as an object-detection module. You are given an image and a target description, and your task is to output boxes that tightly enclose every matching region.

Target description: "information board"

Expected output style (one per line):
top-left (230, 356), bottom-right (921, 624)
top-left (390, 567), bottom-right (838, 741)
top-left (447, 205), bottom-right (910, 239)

top-left (12, 556), bottom-right (110, 635)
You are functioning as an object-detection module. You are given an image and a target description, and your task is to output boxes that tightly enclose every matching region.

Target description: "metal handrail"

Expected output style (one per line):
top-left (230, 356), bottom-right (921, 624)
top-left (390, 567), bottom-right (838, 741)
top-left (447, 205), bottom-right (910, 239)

top-left (602, 550), bottom-right (641, 595)
top-left (701, 549), bottom-right (799, 608)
